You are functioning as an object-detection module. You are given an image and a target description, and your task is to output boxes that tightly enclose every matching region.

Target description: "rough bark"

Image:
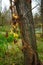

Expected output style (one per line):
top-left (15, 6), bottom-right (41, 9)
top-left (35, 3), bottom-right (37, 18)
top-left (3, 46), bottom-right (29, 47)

top-left (10, 0), bottom-right (41, 65)
top-left (16, 0), bottom-right (41, 65)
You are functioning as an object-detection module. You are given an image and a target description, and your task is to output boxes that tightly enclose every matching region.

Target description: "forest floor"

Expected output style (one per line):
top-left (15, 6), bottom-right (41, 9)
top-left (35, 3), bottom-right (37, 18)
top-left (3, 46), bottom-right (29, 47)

top-left (36, 34), bottom-right (43, 62)
top-left (0, 26), bottom-right (43, 64)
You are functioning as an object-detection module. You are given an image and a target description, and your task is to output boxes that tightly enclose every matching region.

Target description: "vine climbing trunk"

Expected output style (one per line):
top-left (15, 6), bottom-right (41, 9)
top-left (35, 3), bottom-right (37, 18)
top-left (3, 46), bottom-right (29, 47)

top-left (10, 0), bottom-right (41, 65)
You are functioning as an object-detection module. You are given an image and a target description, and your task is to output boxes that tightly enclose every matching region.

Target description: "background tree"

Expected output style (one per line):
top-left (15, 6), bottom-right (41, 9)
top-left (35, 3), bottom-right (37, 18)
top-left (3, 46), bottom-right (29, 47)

top-left (34, 13), bottom-right (41, 28)
top-left (41, 0), bottom-right (43, 37)
top-left (0, 6), bottom-right (11, 26)
top-left (0, 12), bottom-right (2, 25)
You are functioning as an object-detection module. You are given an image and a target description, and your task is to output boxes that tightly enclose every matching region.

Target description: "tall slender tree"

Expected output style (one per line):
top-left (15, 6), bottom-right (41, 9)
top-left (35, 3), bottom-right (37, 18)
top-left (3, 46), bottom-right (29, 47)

top-left (41, 0), bottom-right (43, 37)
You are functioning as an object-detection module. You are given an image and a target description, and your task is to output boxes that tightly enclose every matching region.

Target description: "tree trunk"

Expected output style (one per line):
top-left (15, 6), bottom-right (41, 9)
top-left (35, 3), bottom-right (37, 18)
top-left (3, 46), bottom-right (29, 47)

top-left (41, 0), bottom-right (43, 37)
top-left (10, 0), bottom-right (41, 65)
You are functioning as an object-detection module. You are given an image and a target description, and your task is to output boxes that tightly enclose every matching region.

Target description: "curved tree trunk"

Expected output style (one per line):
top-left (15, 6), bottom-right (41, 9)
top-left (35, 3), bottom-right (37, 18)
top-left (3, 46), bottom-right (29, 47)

top-left (10, 0), bottom-right (41, 65)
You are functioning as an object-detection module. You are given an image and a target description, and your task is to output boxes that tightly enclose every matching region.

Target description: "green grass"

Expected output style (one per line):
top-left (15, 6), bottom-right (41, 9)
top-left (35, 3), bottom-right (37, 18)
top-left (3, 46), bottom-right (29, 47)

top-left (37, 42), bottom-right (43, 62)
top-left (0, 33), bottom-right (24, 65)
top-left (36, 34), bottom-right (43, 62)
top-left (37, 41), bottom-right (43, 53)
top-left (0, 26), bottom-right (43, 63)
top-left (0, 25), bottom-right (11, 32)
